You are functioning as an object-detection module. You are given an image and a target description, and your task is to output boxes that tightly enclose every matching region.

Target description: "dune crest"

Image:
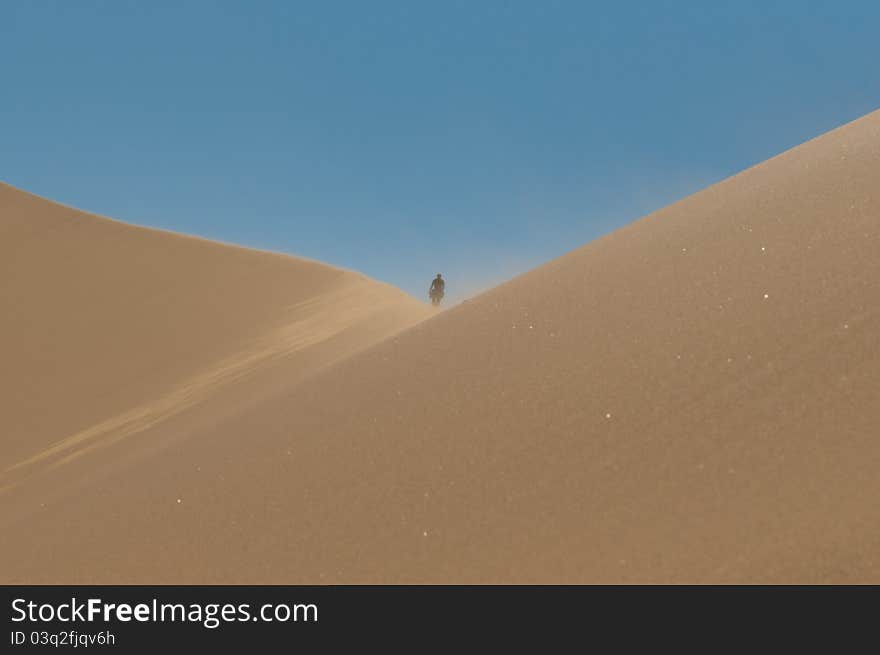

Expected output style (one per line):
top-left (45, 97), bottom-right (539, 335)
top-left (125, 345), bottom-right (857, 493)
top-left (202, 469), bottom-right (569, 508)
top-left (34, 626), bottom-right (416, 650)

top-left (0, 183), bottom-right (429, 495)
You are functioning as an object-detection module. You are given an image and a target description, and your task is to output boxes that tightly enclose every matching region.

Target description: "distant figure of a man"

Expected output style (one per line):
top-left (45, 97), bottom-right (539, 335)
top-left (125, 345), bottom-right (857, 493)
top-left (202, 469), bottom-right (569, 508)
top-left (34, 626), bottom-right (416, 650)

top-left (429, 273), bottom-right (445, 306)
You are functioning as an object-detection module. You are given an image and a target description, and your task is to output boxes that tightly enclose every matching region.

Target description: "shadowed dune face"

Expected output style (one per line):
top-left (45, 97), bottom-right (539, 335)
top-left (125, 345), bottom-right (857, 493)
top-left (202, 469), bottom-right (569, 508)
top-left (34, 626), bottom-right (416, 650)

top-left (2, 110), bottom-right (880, 584)
top-left (0, 184), bottom-right (430, 494)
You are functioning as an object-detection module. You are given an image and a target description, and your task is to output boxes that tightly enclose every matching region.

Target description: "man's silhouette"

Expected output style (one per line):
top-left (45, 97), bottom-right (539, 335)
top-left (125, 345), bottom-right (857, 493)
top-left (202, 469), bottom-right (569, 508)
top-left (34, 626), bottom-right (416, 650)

top-left (429, 274), bottom-right (445, 306)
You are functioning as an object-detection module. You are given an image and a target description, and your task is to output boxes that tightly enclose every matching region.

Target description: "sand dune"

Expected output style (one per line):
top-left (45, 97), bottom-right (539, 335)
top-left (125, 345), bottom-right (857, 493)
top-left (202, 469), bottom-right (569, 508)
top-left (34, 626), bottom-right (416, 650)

top-left (0, 184), bottom-right (429, 498)
top-left (2, 109), bottom-right (880, 583)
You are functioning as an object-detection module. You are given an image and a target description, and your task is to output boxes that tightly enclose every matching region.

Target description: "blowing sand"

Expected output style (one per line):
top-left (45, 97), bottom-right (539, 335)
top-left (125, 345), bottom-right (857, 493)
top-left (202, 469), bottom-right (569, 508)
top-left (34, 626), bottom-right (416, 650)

top-left (2, 109), bottom-right (879, 583)
top-left (0, 185), bottom-right (428, 507)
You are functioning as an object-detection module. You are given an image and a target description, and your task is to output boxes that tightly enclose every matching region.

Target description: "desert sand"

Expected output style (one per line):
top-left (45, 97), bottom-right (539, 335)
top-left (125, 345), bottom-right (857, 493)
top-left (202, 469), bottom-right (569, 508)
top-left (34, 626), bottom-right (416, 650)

top-left (2, 109), bottom-right (879, 583)
top-left (0, 185), bottom-right (428, 518)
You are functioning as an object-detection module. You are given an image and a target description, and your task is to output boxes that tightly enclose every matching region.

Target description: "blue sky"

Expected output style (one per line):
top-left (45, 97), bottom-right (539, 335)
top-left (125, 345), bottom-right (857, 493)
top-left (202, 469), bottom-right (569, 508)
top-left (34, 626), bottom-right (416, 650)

top-left (3, 1), bottom-right (879, 301)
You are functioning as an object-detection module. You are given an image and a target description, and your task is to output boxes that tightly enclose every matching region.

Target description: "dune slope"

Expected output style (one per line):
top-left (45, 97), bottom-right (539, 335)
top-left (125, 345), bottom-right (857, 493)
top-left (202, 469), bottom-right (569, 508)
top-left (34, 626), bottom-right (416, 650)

top-left (3, 109), bottom-right (880, 583)
top-left (0, 184), bottom-right (429, 499)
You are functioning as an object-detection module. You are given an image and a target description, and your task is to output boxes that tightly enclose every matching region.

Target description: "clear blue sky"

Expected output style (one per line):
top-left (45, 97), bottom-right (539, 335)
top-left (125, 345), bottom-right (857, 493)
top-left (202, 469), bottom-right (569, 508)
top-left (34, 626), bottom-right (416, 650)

top-left (3, 1), bottom-right (878, 301)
